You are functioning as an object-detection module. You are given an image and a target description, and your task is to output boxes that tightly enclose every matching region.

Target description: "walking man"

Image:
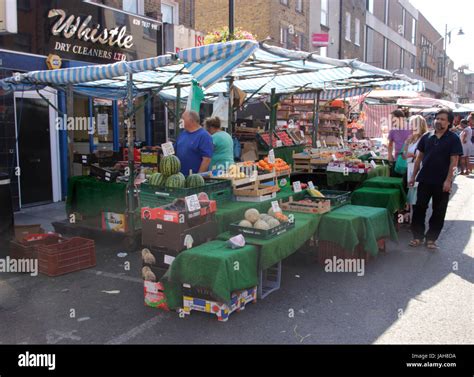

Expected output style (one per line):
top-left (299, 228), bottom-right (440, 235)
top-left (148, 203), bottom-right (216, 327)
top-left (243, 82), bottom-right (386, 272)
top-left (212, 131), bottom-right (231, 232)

top-left (408, 108), bottom-right (463, 250)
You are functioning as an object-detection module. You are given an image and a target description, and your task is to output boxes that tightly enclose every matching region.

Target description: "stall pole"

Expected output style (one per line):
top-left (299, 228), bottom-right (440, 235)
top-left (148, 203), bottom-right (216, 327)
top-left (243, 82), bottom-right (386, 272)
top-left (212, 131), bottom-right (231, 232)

top-left (229, 0), bottom-right (235, 37)
top-left (228, 77), bottom-right (234, 135)
top-left (112, 100), bottom-right (119, 152)
top-left (269, 88), bottom-right (278, 149)
top-left (145, 93), bottom-right (153, 146)
top-left (312, 90), bottom-right (321, 148)
top-left (66, 85), bottom-right (75, 178)
top-left (126, 72), bottom-right (135, 236)
top-left (58, 91), bottom-right (69, 200)
top-left (88, 97), bottom-right (95, 152)
top-left (175, 85), bottom-right (182, 138)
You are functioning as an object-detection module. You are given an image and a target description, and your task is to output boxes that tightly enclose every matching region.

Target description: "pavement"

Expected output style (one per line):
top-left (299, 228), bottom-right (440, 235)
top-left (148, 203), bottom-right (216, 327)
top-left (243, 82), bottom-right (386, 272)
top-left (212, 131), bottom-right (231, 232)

top-left (0, 175), bottom-right (472, 344)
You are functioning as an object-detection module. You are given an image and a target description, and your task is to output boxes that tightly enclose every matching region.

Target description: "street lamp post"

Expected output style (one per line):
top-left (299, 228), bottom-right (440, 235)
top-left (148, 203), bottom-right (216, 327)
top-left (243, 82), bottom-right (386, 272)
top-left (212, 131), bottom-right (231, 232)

top-left (441, 24), bottom-right (464, 97)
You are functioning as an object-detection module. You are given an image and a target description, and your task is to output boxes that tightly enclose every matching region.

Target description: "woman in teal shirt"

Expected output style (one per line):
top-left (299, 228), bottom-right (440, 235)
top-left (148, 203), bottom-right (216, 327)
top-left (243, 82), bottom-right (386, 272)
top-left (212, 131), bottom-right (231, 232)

top-left (205, 117), bottom-right (234, 171)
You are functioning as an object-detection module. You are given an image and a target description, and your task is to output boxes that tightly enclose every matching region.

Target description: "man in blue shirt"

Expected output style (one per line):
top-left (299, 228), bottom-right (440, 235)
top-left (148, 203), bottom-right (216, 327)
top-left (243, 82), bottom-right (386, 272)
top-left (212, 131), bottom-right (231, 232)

top-left (408, 108), bottom-right (463, 250)
top-left (175, 111), bottom-right (213, 176)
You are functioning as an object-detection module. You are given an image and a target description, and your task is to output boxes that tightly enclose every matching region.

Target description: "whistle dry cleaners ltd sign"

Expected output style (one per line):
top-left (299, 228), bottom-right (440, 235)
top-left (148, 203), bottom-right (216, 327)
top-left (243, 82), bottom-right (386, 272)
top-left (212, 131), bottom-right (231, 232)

top-left (48, 9), bottom-right (134, 61)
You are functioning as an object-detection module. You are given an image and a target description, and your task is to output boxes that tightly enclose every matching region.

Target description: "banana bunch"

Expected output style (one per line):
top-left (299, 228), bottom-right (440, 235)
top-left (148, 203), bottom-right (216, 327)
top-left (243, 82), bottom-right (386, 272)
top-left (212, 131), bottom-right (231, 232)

top-left (307, 188), bottom-right (325, 198)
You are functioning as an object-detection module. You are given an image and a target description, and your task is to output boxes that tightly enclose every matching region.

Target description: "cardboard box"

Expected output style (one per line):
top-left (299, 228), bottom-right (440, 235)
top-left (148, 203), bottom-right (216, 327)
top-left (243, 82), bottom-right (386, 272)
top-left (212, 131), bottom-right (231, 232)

top-left (241, 142), bottom-right (258, 161)
top-left (14, 224), bottom-right (44, 242)
top-left (102, 212), bottom-right (127, 233)
top-left (144, 281), bottom-right (169, 310)
top-left (142, 247), bottom-right (178, 270)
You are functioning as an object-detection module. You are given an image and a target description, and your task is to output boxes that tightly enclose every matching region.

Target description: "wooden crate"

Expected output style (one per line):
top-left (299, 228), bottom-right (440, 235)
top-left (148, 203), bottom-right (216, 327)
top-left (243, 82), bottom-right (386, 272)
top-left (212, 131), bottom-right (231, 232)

top-left (232, 171), bottom-right (280, 197)
top-left (280, 197), bottom-right (331, 214)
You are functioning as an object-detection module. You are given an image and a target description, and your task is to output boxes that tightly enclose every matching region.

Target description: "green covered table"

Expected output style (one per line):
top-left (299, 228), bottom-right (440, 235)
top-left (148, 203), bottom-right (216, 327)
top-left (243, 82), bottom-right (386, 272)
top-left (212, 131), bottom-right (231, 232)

top-left (362, 176), bottom-right (407, 204)
top-left (317, 205), bottom-right (397, 256)
top-left (66, 176), bottom-right (127, 216)
top-left (162, 240), bottom-right (259, 309)
top-left (351, 187), bottom-right (404, 214)
top-left (326, 165), bottom-right (390, 187)
top-left (217, 211), bottom-right (322, 270)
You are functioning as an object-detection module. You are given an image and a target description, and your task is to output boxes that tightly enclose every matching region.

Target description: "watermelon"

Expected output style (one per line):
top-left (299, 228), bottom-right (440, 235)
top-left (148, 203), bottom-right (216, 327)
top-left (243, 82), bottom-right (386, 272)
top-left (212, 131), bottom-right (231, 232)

top-left (160, 155), bottom-right (181, 176)
top-left (185, 174), bottom-right (205, 188)
top-left (165, 173), bottom-right (186, 188)
top-left (148, 173), bottom-right (162, 186)
top-left (154, 174), bottom-right (167, 187)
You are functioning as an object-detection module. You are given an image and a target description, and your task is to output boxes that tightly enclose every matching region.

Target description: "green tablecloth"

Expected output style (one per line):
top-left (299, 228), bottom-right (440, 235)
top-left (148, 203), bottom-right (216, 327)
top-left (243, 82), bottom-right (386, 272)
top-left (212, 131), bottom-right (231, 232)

top-left (66, 176), bottom-right (127, 216)
top-left (326, 165), bottom-right (390, 187)
top-left (361, 176), bottom-right (407, 206)
top-left (351, 187), bottom-right (403, 214)
top-left (215, 186), bottom-right (306, 234)
top-left (162, 240), bottom-right (259, 309)
top-left (317, 205), bottom-right (397, 256)
top-left (217, 211), bottom-right (322, 270)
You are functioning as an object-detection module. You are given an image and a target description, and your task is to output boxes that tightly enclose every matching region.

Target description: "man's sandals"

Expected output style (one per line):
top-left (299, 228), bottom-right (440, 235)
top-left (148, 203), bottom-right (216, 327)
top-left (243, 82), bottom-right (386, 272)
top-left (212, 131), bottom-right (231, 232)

top-left (425, 240), bottom-right (439, 250)
top-left (409, 239), bottom-right (423, 247)
top-left (409, 239), bottom-right (439, 250)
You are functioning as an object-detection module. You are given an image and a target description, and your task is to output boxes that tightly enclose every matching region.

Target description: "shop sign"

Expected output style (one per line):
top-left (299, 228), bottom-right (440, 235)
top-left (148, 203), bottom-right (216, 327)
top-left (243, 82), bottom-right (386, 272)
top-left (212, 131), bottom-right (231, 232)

top-left (311, 33), bottom-right (329, 47)
top-left (46, 54), bottom-right (62, 70)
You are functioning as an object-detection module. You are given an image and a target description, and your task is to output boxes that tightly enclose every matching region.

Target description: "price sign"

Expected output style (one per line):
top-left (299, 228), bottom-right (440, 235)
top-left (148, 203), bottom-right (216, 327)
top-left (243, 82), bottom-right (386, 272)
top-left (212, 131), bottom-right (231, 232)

top-left (97, 113), bottom-right (109, 135)
top-left (370, 151), bottom-right (377, 158)
top-left (300, 130), bottom-right (305, 139)
top-left (185, 194), bottom-right (201, 212)
top-left (332, 154), bottom-right (337, 161)
top-left (249, 170), bottom-right (258, 182)
top-left (276, 140), bottom-right (283, 147)
top-left (316, 140), bottom-right (322, 148)
top-left (268, 149), bottom-right (276, 164)
top-left (271, 200), bottom-right (282, 213)
top-left (161, 142), bottom-right (175, 156)
top-left (370, 160), bottom-right (377, 169)
top-left (184, 235), bottom-right (194, 249)
top-left (293, 181), bottom-right (302, 193)
top-left (322, 140), bottom-right (327, 148)
top-left (308, 181), bottom-right (315, 190)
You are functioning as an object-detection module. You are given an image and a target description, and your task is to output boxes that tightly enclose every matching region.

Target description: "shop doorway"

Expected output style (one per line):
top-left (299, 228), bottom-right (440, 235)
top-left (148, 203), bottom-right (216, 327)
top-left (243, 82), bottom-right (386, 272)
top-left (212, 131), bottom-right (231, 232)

top-left (14, 89), bottom-right (61, 207)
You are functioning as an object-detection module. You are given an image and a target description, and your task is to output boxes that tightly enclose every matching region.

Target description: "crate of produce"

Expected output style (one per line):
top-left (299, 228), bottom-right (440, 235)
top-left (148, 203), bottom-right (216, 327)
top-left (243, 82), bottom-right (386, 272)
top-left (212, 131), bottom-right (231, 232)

top-left (258, 261), bottom-right (281, 299)
top-left (318, 190), bottom-right (351, 209)
top-left (287, 129), bottom-right (306, 145)
top-left (89, 164), bottom-right (120, 183)
top-left (182, 286), bottom-right (257, 322)
top-left (276, 131), bottom-right (295, 146)
top-left (140, 178), bottom-right (232, 207)
top-left (232, 171), bottom-right (280, 198)
top-left (144, 281), bottom-right (169, 311)
top-left (36, 237), bottom-right (96, 277)
top-left (256, 131), bottom-right (280, 149)
top-left (142, 247), bottom-right (179, 270)
top-left (279, 196), bottom-right (331, 214)
top-left (141, 264), bottom-right (169, 283)
top-left (229, 220), bottom-right (295, 239)
top-left (10, 233), bottom-right (62, 261)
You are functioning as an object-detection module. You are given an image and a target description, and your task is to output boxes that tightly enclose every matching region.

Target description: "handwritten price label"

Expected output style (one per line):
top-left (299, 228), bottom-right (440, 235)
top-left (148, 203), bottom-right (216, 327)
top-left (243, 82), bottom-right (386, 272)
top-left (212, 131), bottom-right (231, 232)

top-left (161, 142), bottom-right (175, 156)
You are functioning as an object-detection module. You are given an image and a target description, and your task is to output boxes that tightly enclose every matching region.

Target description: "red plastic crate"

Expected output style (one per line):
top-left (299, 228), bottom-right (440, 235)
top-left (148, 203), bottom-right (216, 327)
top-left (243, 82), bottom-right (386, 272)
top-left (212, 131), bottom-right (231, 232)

top-left (36, 237), bottom-right (96, 277)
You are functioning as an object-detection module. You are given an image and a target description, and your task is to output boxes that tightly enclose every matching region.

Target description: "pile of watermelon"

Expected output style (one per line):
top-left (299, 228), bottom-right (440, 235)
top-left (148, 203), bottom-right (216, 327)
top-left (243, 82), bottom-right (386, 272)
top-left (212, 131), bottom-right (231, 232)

top-left (147, 155), bottom-right (205, 189)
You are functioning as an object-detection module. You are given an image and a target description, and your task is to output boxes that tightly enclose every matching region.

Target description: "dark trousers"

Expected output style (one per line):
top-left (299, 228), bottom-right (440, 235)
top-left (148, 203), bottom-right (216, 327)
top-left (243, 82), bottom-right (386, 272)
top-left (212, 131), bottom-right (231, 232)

top-left (411, 183), bottom-right (450, 242)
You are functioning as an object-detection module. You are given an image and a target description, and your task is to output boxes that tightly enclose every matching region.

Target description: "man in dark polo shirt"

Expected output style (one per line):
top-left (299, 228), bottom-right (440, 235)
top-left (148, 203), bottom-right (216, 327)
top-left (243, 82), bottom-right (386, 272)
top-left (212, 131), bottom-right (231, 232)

top-left (408, 108), bottom-right (463, 250)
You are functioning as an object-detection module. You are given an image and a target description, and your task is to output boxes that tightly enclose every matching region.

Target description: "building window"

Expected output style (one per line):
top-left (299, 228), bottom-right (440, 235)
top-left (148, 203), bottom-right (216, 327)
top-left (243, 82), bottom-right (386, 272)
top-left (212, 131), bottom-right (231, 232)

top-left (280, 26), bottom-right (288, 48)
top-left (280, 0), bottom-right (288, 6)
top-left (123, 0), bottom-right (144, 15)
top-left (400, 9), bottom-right (405, 37)
top-left (296, 0), bottom-right (303, 13)
top-left (383, 38), bottom-right (388, 69)
top-left (411, 18), bottom-right (416, 45)
top-left (355, 18), bottom-right (360, 46)
top-left (161, 0), bottom-right (179, 24)
top-left (365, 26), bottom-right (374, 63)
top-left (366, 0), bottom-right (374, 14)
top-left (345, 12), bottom-right (351, 41)
top-left (321, 0), bottom-right (329, 26)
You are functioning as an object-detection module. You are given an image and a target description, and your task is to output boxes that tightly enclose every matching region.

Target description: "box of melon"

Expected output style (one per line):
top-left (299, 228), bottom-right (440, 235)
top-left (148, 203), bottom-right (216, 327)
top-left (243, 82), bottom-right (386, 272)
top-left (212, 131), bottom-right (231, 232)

top-left (140, 155), bottom-right (232, 207)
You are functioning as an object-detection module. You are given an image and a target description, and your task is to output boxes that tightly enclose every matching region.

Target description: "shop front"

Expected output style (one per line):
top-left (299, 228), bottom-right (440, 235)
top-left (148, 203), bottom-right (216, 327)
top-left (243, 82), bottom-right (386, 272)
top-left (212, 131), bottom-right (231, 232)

top-left (0, 0), bottom-right (161, 210)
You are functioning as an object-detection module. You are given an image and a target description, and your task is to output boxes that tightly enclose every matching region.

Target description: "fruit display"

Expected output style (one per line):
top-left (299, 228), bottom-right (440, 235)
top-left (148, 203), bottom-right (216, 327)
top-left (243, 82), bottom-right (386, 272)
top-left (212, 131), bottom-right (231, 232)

top-left (185, 174), bottom-right (205, 188)
top-left (257, 157), bottom-right (291, 173)
top-left (160, 155), bottom-right (181, 176)
top-left (287, 129), bottom-right (307, 145)
top-left (276, 131), bottom-right (294, 146)
top-left (258, 131), bottom-right (280, 148)
top-left (237, 208), bottom-right (289, 230)
top-left (165, 173), bottom-right (186, 188)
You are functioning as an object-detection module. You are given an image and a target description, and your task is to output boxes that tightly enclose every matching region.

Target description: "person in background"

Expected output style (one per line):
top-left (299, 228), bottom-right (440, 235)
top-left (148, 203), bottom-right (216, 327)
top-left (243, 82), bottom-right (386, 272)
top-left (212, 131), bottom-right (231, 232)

top-left (205, 116), bottom-right (234, 171)
top-left (402, 115), bottom-right (428, 217)
top-left (388, 109), bottom-right (411, 163)
top-left (469, 113), bottom-right (474, 172)
top-left (408, 108), bottom-right (463, 250)
top-left (459, 118), bottom-right (472, 175)
top-left (175, 110), bottom-right (213, 176)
